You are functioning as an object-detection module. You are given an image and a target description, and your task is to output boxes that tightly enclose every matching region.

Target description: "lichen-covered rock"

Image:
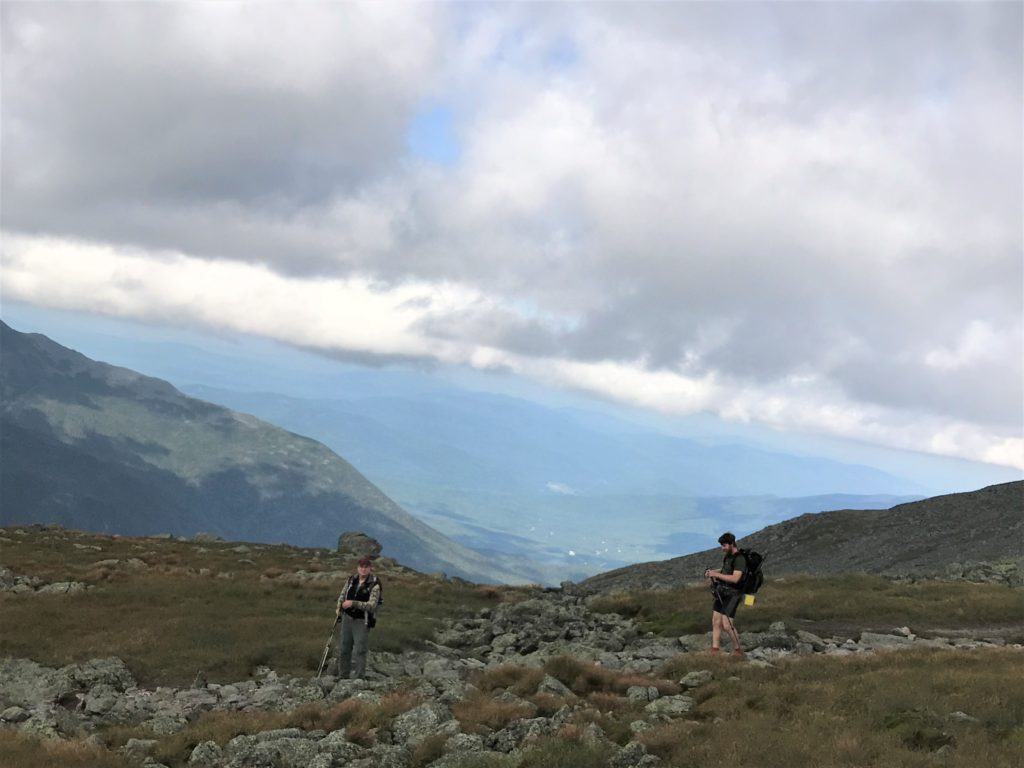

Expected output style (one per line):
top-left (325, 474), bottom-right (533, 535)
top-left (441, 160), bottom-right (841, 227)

top-left (645, 694), bottom-right (695, 717)
top-left (390, 702), bottom-right (456, 747)
top-left (678, 670), bottom-right (713, 689)
top-left (187, 741), bottom-right (223, 766)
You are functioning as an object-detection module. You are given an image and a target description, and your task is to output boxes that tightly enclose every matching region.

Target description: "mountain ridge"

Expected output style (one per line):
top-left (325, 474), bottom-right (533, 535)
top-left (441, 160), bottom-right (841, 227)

top-left (579, 480), bottom-right (1024, 593)
top-left (0, 322), bottom-right (528, 584)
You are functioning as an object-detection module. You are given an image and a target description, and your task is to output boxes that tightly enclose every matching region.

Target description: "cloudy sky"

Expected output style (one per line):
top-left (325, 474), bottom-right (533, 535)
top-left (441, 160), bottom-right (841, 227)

top-left (2, 2), bottom-right (1022, 469)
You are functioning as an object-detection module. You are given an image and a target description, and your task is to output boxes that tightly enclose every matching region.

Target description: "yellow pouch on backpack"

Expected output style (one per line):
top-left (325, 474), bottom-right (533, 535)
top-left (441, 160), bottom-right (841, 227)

top-left (743, 594), bottom-right (756, 607)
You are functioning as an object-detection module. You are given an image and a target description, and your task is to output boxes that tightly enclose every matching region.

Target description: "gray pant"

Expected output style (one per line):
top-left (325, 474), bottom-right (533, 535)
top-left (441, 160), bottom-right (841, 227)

top-left (336, 614), bottom-right (369, 679)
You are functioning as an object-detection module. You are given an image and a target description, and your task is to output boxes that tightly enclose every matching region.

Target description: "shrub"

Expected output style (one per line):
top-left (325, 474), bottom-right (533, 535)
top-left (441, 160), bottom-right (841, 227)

top-left (453, 689), bottom-right (537, 733)
top-left (0, 731), bottom-right (134, 768)
top-left (471, 664), bottom-right (545, 696)
top-left (516, 735), bottom-right (615, 768)
top-left (528, 692), bottom-right (571, 717)
top-left (410, 732), bottom-right (449, 767)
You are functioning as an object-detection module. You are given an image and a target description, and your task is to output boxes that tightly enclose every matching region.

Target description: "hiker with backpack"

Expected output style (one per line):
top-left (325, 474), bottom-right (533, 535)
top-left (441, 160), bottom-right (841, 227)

top-left (334, 557), bottom-right (382, 679)
top-left (704, 532), bottom-right (749, 657)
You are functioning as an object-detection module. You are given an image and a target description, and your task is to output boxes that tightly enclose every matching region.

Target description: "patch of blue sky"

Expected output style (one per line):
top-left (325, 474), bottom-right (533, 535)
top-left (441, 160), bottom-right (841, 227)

top-left (509, 297), bottom-right (581, 334)
top-left (406, 103), bottom-right (461, 167)
top-left (544, 35), bottom-right (579, 72)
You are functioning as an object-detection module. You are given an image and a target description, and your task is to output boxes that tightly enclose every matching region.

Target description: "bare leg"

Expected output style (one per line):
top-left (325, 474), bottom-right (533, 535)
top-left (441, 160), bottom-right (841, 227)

top-left (711, 611), bottom-right (723, 649)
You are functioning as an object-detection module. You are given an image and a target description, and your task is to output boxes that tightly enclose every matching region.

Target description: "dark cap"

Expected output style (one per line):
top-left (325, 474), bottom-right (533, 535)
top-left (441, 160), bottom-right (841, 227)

top-left (357, 557), bottom-right (372, 567)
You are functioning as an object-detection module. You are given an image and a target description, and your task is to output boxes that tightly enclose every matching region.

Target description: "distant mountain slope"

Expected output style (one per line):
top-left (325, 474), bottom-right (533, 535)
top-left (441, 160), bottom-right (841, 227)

top-left (177, 385), bottom-right (923, 576)
top-left (0, 322), bottom-right (525, 583)
top-left (579, 481), bottom-right (1024, 593)
top-left (182, 385), bottom-right (922, 499)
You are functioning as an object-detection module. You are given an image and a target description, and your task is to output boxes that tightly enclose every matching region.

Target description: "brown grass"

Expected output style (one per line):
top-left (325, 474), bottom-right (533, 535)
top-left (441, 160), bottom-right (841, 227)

top-left (470, 664), bottom-right (546, 696)
top-left (0, 526), bottom-right (508, 687)
top-left (99, 690), bottom-right (425, 763)
top-left (590, 574), bottom-right (1024, 638)
top-left (452, 689), bottom-right (537, 733)
top-left (542, 656), bottom-right (679, 697)
top-left (640, 647), bottom-right (1024, 768)
top-left (410, 732), bottom-right (450, 767)
top-left (0, 732), bottom-right (134, 768)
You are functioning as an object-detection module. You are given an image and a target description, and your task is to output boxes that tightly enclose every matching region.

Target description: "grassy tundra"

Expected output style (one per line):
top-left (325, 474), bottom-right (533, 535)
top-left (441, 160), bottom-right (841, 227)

top-left (2, 525), bottom-right (1022, 767)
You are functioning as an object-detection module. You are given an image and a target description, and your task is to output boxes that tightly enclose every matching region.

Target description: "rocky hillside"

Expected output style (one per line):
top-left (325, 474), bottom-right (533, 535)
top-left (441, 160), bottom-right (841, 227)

top-left (579, 481), bottom-right (1024, 594)
top-left (0, 322), bottom-right (525, 584)
top-left (2, 524), bottom-right (1021, 767)
top-left (1, 583), bottom-right (1012, 768)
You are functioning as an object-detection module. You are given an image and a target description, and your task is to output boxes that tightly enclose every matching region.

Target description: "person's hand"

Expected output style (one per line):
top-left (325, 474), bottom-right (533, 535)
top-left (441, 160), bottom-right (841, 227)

top-left (342, 600), bottom-right (353, 609)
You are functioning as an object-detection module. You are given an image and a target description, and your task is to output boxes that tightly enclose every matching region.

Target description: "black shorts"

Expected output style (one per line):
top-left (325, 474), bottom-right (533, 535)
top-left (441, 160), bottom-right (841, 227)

top-left (712, 585), bottom-right (742, 618)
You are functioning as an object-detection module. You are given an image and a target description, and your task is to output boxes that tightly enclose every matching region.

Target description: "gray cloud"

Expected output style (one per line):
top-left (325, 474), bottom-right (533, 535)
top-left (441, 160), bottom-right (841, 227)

top-left (2, 2), bottom-right (1020, 451)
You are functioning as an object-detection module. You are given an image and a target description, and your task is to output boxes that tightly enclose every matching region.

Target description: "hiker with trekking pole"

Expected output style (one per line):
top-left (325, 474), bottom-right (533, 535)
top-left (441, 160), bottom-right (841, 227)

top-left (321, 557), bottom-right (382, 680)
top-left (704, 532), bottom-right (754, 657)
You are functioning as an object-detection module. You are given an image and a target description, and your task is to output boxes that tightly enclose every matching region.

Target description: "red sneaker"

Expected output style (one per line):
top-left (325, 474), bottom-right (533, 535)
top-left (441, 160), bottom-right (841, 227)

top-left (732, 649), bottom-right (744, 658)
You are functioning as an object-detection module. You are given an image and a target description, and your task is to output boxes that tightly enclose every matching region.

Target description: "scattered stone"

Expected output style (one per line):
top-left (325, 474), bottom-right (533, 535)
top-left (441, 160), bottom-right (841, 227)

top-left (1, 706), bottom-right (30, 723)
top-left (679, 670), bottom-right (713, 689)
top-left (192, 532), bottom-right (223, 543)
top-left (124, 738), bottom-right (158, 759)
top-left (858, 631), bottom-right (914, 650)
top-left (645, 694), bottom-right (695, 716)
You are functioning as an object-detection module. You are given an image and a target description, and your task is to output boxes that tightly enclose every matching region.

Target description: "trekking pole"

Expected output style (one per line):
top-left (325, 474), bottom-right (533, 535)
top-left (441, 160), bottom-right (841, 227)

top-left (316, 616), bottom-right (340, 679)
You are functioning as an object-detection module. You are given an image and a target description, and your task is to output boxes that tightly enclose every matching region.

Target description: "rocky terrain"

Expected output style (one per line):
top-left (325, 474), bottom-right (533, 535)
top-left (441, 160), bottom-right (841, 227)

top-left (579, 481), bottom-right (1024, 594)
top-left (1, 578), bottom-right (1015, 768)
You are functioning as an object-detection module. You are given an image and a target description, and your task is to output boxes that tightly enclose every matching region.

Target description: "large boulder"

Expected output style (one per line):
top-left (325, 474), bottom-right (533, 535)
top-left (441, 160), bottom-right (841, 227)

top-left (336, 532), bottom-right (383, 559)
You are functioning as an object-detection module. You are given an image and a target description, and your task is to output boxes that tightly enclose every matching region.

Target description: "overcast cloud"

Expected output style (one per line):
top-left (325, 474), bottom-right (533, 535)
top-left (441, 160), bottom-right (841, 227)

top-left (2, 2), bottom-right (1021, 468)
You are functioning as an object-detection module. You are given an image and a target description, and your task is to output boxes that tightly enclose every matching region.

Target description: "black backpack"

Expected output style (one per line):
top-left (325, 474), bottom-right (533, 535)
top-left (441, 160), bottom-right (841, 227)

top-left (737, 549), bottom-right (766, 594)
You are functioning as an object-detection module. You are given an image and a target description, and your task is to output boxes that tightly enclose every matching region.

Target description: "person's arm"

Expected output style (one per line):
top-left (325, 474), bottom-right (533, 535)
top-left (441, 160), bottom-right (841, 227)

top-left (707, 555), bottom-right (746, 585)
top-left (351, 582), bottom-right (381, 613)
top-left (706, 568), bottom-right (743, 585)
top-left (336, 578), bottom-right (352, 615)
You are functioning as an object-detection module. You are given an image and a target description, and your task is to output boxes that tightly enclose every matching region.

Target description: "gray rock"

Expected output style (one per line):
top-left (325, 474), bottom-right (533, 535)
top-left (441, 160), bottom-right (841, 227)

top-left (581, 721), bottom-right (611, 747)
top-left (795, 630), bottom-right (828, 651)
top-left (1, 705), bottom-right (30, 723)
top-left (678, 670), bottom-right (713, 689)
top-left (124, 738), bottom-right (158, 759)
top-left (192, 532), bottom-right (223, 543)
top-left (144, 710), bottom-right (189, 736)
top-left (354, 745), bottom-right (409, 768)
top-left (317, 729), bottom-right (365, 762)
top-left (37, 581), bottom-right (88, 594)
top-left (858, 632), bottom-right (914, 650)
top-left (445, 732), bottom-right (486, 752)
top-left (84, 683), bottom-right (120, 715)
top-left (626, 685), bottom-right (660, 702)
top-left (609, 741), bottom-right (662, 767)
top-left (188, 741), bottom-right (223, 766)
top-left (947, 711), bottom-right (979, 723)
top-left (65, 657), bottom-right (137, 692)
top-left (337, 532), bottom-right (383, 559)
top-left (645, 694), bottom-right (695, 716)
top-left (390, 702), bottom-right (454, 747)
top-left (537, 674), bottom-right (573, 697)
